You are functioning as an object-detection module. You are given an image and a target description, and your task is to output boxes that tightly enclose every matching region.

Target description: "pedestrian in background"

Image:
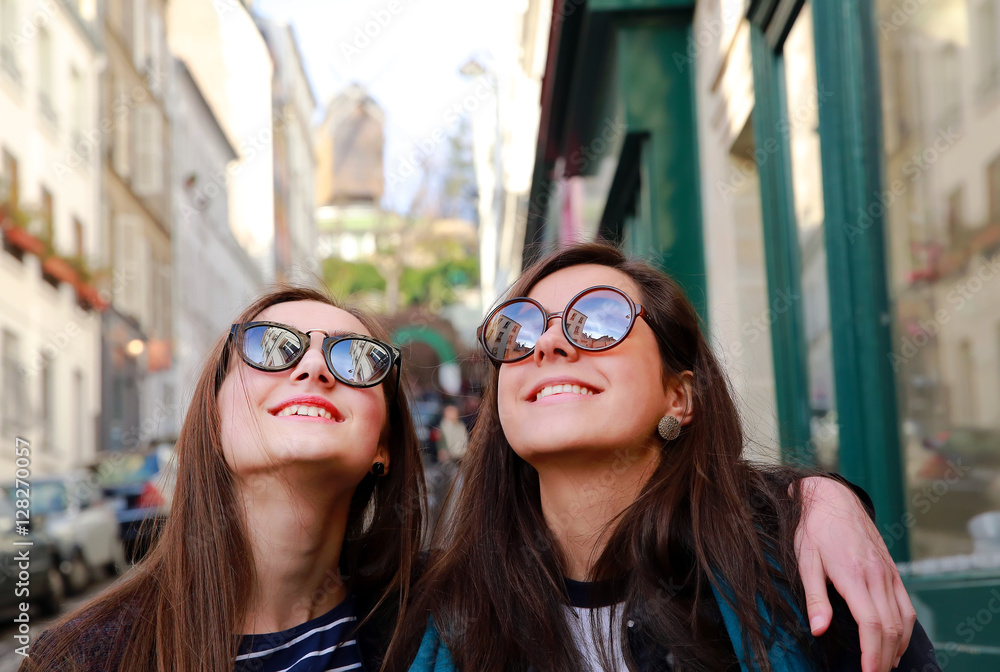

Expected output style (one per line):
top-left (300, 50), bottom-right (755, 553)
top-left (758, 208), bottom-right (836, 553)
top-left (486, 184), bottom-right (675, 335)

top-left (436, 404), bottom-right (468, 464)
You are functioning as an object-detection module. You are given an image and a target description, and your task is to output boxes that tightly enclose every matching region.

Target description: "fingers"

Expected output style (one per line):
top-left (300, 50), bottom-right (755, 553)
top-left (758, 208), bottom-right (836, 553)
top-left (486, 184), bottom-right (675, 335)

top-left (874, 571), bottom-right (904, 671)
top-left (837, 580), bottom-right (885, 672)
top-left (893, 573), bottom-right (917, 664)
top-left (798, 542), bottom-right (833, 636)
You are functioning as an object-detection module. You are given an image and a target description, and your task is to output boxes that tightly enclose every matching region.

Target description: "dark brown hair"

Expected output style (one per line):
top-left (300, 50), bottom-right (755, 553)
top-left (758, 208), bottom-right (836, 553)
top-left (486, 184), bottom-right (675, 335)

top-left (384, 242), bottom-right (814, 672)
top-left (23, 286), bottom-right (426, 672)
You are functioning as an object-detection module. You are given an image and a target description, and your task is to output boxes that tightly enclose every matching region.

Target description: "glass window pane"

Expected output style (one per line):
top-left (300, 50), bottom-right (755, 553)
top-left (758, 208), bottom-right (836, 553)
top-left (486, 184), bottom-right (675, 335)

top-left (878, 0), bottom-right (1000, 566)
top-left (783, 1), bottom-right (839, 470)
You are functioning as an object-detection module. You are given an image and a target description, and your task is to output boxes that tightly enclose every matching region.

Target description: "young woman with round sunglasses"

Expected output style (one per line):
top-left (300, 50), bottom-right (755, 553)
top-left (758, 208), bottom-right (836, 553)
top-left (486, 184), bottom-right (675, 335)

top-left (25, 278), bottom-right (917, 672)
top-left (21, 287), bottom-right (426, 672)
top-left (385, 242), bottom-right (937, 672)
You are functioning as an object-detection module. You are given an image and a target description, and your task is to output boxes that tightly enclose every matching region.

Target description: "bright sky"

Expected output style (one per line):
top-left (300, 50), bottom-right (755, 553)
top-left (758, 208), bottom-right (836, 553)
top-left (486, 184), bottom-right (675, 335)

top-left (254, 0), bottom-right (504, 213)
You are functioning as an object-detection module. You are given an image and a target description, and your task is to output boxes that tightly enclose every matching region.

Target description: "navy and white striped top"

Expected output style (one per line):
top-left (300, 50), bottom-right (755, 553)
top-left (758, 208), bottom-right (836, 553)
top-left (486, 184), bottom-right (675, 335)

top-left (235, 595), bottom-right (363, 672)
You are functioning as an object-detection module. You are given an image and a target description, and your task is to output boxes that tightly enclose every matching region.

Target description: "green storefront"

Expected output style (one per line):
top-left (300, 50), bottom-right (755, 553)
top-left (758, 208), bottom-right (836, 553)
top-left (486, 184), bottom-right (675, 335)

top-left (525, 0), bottom-right (1000, 666)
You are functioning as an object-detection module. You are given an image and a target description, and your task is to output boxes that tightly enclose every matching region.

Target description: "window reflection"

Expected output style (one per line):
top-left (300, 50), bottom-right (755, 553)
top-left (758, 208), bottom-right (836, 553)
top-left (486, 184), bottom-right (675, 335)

top-left (484, 314), bottom-right (527, 359)
top-left (347, 339), bottom-right (389, 383)
top-left (878, 0), bottom-right (1000, 566)
top-left (256, 326), bottom-right (301, 366)
top-left (565, 307), bottom-right (618, 348)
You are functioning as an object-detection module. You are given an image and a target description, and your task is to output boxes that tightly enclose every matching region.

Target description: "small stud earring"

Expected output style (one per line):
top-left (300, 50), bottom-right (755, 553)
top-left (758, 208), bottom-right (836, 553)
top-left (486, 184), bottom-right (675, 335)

top-left (658, 415), bottom-right (681, 441)
top-left (371, 462), bottom-right (385, 476)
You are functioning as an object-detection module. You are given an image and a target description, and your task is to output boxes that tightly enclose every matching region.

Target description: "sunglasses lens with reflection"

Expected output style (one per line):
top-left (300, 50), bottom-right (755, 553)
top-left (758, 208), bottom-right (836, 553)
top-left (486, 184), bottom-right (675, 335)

top-left (564, 289), bottom-right (633, 350)
top-left (482, 301), bottom-right (546, 361)
top-left (242, 324), bottom-right (304, 369)
top-left (327, 338), bottom-right (393, 385)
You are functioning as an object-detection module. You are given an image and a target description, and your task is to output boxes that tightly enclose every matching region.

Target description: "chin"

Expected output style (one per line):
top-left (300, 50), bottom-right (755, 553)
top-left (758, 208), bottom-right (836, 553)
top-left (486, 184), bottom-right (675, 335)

top-left (511, 439), bottom-right (595, 462)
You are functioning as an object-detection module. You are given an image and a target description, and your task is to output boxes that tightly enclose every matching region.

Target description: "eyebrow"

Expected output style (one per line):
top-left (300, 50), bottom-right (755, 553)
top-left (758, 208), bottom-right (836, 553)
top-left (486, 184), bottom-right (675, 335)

top-left (305, 328), bottom-right (363, 338)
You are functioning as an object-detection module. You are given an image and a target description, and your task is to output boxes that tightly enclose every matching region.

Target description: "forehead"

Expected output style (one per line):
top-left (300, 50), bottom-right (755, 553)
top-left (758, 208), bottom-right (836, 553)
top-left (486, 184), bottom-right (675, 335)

top-left (528, 264), bottom-right (642, 308)
top-left (253, 300), bottom-right (371, 336)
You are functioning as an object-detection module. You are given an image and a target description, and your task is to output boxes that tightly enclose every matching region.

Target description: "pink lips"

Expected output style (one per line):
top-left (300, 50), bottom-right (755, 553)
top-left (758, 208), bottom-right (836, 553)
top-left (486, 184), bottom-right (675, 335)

top-left (268, 395), bottom-right (344, 422)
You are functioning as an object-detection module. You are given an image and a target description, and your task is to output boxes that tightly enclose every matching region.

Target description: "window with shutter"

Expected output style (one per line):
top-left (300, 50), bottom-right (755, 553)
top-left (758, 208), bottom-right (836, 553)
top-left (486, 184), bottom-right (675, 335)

top-left (133, 104), bottom-right (163, 196)
top-left (1, 329), bottom-right (28, 434)
top-left (114, 214), bottom-right (148, 324)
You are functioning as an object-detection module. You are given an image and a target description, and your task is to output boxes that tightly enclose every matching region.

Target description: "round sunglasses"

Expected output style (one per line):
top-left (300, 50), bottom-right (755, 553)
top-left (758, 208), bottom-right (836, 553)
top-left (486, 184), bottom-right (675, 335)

top-left (228, 321), bottom-right (401, 388)
top-left (478, 285), bottom-right (659, 364)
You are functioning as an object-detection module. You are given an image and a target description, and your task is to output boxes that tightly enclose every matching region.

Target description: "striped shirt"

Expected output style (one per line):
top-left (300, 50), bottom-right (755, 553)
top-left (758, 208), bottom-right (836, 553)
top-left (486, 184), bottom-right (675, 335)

top-left (235, 595), bottom-right (362, 672)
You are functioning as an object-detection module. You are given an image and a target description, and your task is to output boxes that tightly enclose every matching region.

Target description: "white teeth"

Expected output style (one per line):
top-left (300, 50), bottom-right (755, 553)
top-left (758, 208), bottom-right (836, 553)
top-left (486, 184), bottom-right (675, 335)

top-left (276, 405), bottom-right (334, 419)
top-left (534, 384), bottom-right (596, 401)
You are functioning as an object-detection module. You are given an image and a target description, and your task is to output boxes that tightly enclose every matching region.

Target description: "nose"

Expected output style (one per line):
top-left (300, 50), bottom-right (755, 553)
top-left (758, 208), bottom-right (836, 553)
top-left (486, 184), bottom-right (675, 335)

top-left (532, 313), bottom-right (579, 365)
top-left (289, 333), bottom-right (334, 386)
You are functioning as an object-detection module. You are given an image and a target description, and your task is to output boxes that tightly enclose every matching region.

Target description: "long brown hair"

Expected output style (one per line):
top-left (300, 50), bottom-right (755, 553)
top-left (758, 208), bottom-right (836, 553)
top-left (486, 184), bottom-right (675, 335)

top-left (24, 286), bottom-right (426, 672)
top-left (384, 242), bottom-right (816, 672)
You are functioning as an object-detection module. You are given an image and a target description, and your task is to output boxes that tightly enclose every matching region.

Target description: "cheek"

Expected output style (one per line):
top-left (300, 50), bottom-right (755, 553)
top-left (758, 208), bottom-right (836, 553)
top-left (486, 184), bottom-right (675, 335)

top-left (496, 370), bottom-right (517, 431)
top-left (217, 373), bottom-right (265, 466)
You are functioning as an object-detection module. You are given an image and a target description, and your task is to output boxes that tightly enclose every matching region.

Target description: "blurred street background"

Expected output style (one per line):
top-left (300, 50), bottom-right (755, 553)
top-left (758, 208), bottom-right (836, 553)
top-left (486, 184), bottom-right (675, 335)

top-left (0, 0), bottom-right (999, 666)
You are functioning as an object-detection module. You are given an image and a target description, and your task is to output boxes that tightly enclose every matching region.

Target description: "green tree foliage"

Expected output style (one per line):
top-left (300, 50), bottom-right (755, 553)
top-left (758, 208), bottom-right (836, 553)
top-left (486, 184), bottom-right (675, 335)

top-left (323, 257), bottom-right (386, 299)
top-left (399, 254), bottom-right (478, 308)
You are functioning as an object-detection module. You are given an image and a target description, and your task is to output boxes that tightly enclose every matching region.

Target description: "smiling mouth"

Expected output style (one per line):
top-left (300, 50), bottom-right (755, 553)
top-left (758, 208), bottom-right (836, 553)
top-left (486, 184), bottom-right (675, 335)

top-left (273, 404), bottom-right (338, 420)
top-left (534, 384), bottom-right (597, 402)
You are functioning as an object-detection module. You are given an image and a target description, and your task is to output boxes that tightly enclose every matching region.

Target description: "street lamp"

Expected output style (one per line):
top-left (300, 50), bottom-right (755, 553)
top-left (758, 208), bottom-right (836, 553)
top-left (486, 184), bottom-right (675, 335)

top-left (126, 338), bottom-right (145, 357)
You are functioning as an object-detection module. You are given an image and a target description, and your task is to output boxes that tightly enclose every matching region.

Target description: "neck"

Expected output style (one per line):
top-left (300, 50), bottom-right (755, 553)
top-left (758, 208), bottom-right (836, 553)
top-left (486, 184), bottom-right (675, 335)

top-left (535, 443), bottom-right (660, 581)
top-left (238, 471), bottom-right (354, 634)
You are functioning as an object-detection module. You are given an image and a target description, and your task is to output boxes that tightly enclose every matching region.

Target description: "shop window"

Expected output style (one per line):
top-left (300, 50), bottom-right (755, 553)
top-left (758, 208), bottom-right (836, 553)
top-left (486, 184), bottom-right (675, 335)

top-left (878, 0), bottom-right (1000, 565)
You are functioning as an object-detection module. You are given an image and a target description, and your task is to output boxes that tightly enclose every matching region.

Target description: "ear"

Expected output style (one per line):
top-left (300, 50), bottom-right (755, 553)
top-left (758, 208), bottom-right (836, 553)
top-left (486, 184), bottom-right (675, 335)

top-left (663, 370), bottom-right (695, 426)
top-left (374, 441), bottom-right (390, 475)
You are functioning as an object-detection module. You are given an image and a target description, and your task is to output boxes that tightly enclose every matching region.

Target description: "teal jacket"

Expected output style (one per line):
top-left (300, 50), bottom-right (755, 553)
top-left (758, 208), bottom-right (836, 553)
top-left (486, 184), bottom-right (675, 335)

top-left (407, 582), bottom-right (819, 672)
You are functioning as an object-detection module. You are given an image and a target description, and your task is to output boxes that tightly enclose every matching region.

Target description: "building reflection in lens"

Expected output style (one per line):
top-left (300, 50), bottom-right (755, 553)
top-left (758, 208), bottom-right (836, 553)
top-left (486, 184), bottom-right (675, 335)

top-left (566, 308), bottom-right (617, 348)
top-left (348, 339), bottom-right (389, 383)
top-left (259, 326), bottom-right (301, 366)
top-left (484, 315), bottom-right (527, 359)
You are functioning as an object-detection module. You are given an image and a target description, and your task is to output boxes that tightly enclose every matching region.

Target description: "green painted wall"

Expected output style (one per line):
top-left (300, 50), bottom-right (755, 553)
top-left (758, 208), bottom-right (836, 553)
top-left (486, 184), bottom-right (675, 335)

top-left (614, 18), bottom-right (708, 319)
top-left (904, 573), bottom-right (1000, 669)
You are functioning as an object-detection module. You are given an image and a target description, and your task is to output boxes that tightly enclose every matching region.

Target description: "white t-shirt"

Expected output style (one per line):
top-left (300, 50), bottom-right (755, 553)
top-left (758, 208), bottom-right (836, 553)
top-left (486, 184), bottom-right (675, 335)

top-left (563, 577), bottom-right (631, 672)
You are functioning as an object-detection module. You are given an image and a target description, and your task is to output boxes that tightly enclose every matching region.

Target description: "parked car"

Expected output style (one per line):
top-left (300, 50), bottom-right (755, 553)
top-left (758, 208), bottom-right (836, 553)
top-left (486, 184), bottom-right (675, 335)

top-left (97, 442), bottom-right (176, 563)
top-left (2, 472), bottom-right (124, 594)
top-left (0, 497), bottom-right (64, 616)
